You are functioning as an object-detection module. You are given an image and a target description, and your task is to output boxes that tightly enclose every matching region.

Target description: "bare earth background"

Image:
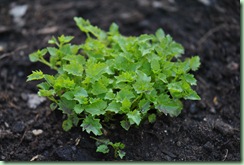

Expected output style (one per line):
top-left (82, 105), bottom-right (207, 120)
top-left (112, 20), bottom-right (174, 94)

top-left (0, 0), bottom-right (240, 161)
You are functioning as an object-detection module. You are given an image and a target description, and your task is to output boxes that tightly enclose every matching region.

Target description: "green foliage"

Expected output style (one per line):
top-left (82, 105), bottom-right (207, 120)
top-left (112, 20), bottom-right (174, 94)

top-left (27, 17), bottom-right (201, 159)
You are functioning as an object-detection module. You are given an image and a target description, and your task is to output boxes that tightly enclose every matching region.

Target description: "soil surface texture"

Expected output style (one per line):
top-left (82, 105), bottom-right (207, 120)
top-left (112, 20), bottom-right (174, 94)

top-left (0, 0), bottom-right (240, 161)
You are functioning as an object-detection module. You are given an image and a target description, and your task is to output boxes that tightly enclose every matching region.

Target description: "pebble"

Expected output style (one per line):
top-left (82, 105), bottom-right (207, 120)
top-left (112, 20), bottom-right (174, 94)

top-left (27, 94), bottom-right (46, 109)
top-left (203, 141), bottom-right (214, 152)
top-left (214, 119), bottom-right (234, 135)
top-left (32, 129), bottom-right (43, 136)
top-left (55, 146), bottom-right (95, 161)
top-left (11, 121), bottom-right (25, 133)
top-left (189, 103), bottom-right (197, 114)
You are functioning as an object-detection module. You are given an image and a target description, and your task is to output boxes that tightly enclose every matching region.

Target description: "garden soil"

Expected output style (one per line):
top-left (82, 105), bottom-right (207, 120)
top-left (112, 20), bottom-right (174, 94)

top-left (0, 0), bottom-right (240, 161)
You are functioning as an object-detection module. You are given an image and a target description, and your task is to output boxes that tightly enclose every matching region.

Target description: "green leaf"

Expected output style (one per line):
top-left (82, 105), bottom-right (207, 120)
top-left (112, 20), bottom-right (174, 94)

top-left (62, 119), bottom-right (73, 131)
top-left (155, 94), bottom-right (183, 117)
top-left (120, 120), bottom-right (131, 131)
top-left (120, 98), bottom-right (132, 112)
top-left (29, 49), bottom-right (47, 62)
top-left (58, 35), bottom-right (74, 44)
top-left (138, 99), bottom-right (150, 114)
top-left (80, 115), bottom-right (102, 135)
top-left (48, 36), bottom-right (58, 45)
top-left (148, 113), bottom-right (156, 123)
top-left (150, 59), bottom-right (160, 73)
top-left (127, 110), bottom-right (141, 125)
top-left (74, 104), bottom-right (84, 114)
top-left (106, 101), bottom-right (121, 113)
top-left (133, 70), bottom-right (153, 93)
top-left (85, 99), bottom-right (107, 116)
top-left (38, 89), bottom-right (55, 97)
top-left (155, 28), bottom-right (165, 42)
top-left (116, 88), bottom-right (135, 102)
top-left (96, 144), bottom-right (109, 154)
top-left (91, 81), bottom-right (108, 95)
top-left (115, 72), bottom-right (135, 83)
top-left (63, 61), bottom-right (83, 76)
top-left (74, 87), bottom-right (88, 104)
top-left (104, 90), bottom-right (115, 100)
top-left (117, 150), bottom-right (126, 159)
top-left (27, 70), bottom-right (44, 81)
top-left (109, 23), bottom-right (119, 35)
top-left (189, 56), bottom-right (200, 71)
top-left (182, 74), bottom-right (197, 85)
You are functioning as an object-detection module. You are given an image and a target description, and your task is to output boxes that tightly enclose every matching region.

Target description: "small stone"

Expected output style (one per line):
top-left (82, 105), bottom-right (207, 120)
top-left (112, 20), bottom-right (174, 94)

top-left (176, 141), bottom-right (181, 147)
top-left (189, 103), bottom-right (197, 114)
top-left (214, 119), bottom-right (235, 135)
top-left (27, 94), bottom-right (46, 109)
top-left (32, 129), bottom-right (43, 136)
top-left (203, 141), bottom-right (214, 152)
top-left (11, 121), bottom-right (25, 133)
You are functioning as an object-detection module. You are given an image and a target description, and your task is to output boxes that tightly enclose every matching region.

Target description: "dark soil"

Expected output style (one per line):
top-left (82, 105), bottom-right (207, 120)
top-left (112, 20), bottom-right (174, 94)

top-left (0, 0), bottom-right (240, 161)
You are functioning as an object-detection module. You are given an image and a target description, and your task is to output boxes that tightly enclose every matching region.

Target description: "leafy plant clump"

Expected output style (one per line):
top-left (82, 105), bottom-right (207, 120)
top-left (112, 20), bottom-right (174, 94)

top-left (27, 17), bottom-right (200, 158)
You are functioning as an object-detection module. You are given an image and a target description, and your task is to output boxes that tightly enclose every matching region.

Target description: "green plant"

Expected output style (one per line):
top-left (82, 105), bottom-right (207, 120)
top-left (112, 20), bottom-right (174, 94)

top-left (27, 17), bottom-right (201, 159)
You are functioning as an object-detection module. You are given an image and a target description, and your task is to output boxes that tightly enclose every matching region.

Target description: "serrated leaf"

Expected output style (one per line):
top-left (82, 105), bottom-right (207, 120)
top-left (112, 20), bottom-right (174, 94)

top-left (62, 119), bottom-right (73, 131)
top-left (85, 99), bottom-right (107, 116)
top-left (155, 94), bottom-right (182, 117)
top-left (91, 81), bottom-right (108, 95)
top-left (139, 99), bottom-right (150, 114)
top-left (133, 70), bottom-right (154, 93)
top-left (184, 90), bottom-right (201, 100)
top-left (182, 74), bottom-right (197, 85)
top-left (27, 70), bottom-right (44, 81)
top-left (106, 101), bottom-right (121, 113)
top-left (120, 98), bottom-right (131, 112)
top-left (115, 72), bottom-right (135, 83)
top-left (127, 110), bottom-right (141, 125)
top-left (120, 120), bottom-right (131, 131)
top-left (74, 87), bottom-right (88, 104)
top-left (80, 115), bottom-right (102, 135)
top-left (63, 61), bottom-right (83, 76)
top-left (38, 89), bottom-right (55, 97)
top-left (58, 35), bottom-right (74, 44)
top-left (37, 82), bottom-right (50, 90)
top-left (104, 90), bottom-right (115, 100)
top-left (116, 88), bottom-right (135, 102)
top-left (189, 56), bottom-right (200, 71)
top-left (62, 91), bottom-right (74, 100)
top-left (96, 144), bottom-right (109, 154)
top-left (74, 104), bottom-right (84, 114)
top-left (117, 150), bottom-right (126, 159)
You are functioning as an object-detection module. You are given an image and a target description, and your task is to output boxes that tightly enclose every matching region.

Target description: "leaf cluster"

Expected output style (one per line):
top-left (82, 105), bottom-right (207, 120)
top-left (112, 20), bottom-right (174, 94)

top-left (27, 17), bottom-right (201, 158)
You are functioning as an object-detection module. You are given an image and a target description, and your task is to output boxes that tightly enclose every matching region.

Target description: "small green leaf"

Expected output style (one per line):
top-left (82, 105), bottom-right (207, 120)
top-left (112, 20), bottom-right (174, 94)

top-left (74, 104), bottom-right (84, 114)
top-left (58, 35), bottom-right (74, 44)
top-left (148, 113), bottom-right (156, 123)
top-left (189, 56), bottom-right (200, 71)
top-left (106, 101), bottom-right (121, 113)
top-left (80, 115), bottom-right (102, 135)
top-left (127, 110), bottom-right (141, 125)
top-left (117, 150), bottom-right (126, 159)
top-left (27, 70), bottom-right (44, 81)
top-left (116, 88), bottom-right (135, 102)
top-left (120, 120), bottom-right (131, 131)
top-left (62, 119), bottom-right (73, 131)
top-left (97, 144), bottom-right (109, 154)
top-left (38, 89), bottom-right (55, 97)
top-left (155, 28), bottom-right (165, 42)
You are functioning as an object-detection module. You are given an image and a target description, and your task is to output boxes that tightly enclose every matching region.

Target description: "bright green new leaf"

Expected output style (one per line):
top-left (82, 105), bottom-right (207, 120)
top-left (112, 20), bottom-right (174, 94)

top-left (27, 70), bottom-right (44, 81)
top-left (148, 113), bottom-right (156, 123)
top-left (85, 99), bottom-right (107, 116)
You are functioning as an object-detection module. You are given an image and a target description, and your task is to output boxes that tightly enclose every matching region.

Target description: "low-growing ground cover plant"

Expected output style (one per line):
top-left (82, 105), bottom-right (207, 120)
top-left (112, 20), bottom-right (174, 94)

top-left (27, 17), bottom-right (200, 158)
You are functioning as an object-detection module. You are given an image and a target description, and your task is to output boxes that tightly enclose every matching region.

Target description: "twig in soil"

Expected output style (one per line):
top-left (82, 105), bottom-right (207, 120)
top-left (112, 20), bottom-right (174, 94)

top-left (0, 45), bottom-right (28, 60)
top-left (197, 24), bottom-right (239, 48)
top-left (222, 149), bottom-right (228, 161)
